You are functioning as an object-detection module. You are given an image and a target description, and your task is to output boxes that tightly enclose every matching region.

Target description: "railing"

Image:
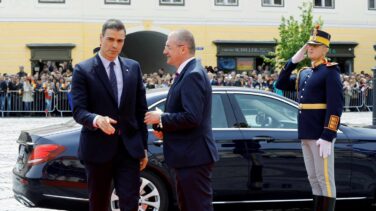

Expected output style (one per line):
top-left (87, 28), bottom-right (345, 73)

top-left (282, 89), bottom-right (373, 112)
top-left (0, 88), bottom-right (373, 117)
top-left (0, 90), bottom-right (66, 117)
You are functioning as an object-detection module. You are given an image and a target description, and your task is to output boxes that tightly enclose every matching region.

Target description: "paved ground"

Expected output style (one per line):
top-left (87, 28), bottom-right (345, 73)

top-left (0, 112), bottom-right (373, 211)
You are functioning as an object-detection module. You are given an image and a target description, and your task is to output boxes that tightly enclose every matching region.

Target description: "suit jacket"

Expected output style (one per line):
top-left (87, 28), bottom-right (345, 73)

top-left (276, 59), bottom-right (343, 142)
top-left (160, 59), bottom-right (219, 168)
top-left (71, 54), bottom-right (148, 163)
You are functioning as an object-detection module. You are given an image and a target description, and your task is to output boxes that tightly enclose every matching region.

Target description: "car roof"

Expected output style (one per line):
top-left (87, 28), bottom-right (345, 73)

top-left (146, 86), bottom-right (298, 105)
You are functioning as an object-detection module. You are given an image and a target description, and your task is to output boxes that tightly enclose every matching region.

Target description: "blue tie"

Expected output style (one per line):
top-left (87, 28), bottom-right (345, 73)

top-left (109, 62), bottom-right (118, 104)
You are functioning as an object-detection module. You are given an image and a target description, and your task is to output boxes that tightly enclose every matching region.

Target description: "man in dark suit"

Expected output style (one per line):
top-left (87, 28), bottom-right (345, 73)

top-left (71, 19), bottom-right (148, 211)
top-left (144, 30), bottom-right (219, 211)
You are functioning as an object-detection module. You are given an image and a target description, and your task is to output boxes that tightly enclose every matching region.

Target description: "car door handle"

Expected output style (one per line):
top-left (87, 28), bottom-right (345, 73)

top-left (153, 140), bottom-right (163, 147)
top-left (252, 136), bottom-right (275, 142)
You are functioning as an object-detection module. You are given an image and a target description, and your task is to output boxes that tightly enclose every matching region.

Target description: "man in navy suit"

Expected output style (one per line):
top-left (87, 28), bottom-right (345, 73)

top-left (144, 30), bottom-right (219, 211)
top-left (71, 19), bottom-right (148, 211)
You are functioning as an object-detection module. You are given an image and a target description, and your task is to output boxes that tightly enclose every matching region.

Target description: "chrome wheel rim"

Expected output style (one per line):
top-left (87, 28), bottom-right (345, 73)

top-left (110, 177), bottom-right (161, 211)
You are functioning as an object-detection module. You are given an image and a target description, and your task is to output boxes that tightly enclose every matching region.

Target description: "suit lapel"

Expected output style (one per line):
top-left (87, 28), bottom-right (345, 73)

top-left (119, 58), bottom-right (129, 108)
top-left (166, 59), bottom-right (196, 107)
top-left (93, 55), bottom-right (118, 104)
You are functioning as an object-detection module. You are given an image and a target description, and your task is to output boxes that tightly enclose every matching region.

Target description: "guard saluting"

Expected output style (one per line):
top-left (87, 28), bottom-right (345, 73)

top-left (276, 26), bottom-right (343, 211)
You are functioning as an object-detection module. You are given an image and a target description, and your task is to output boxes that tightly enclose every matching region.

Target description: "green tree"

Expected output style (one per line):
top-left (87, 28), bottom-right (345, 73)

top-left (264, 2), bottom-right (323, 71)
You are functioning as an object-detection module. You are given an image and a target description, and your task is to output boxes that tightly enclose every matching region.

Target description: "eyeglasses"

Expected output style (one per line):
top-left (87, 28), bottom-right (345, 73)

top-left (164, 44), bottom-right (185, 51)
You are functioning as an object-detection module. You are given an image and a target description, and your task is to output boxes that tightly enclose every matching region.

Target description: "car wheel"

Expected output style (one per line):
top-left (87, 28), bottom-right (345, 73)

top-left (109, 171), bottom-right (169, 211)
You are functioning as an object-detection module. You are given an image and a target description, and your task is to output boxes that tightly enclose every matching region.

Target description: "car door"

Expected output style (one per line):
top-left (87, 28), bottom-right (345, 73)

top-left (229, 91), bottom-right (311, 200)
top-left (147, 93), bottom-right (251, 201)
top-left (210, 92), bottom-right (252, 202)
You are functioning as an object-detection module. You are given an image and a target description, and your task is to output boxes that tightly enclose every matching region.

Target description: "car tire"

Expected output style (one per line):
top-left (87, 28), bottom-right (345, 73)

top-left (109, 171), bottom-right (169, 211)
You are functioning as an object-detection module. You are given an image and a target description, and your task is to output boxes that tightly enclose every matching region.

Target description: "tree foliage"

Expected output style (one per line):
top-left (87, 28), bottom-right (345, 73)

top-left (264, 2), bottom-right (323, 71)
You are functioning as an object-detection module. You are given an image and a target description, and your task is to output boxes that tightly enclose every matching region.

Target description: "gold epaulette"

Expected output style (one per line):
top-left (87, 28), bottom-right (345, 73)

top-left (295, 67), bottom-right (309, 93)
top-left (326, 62), bottom-right (338, 67)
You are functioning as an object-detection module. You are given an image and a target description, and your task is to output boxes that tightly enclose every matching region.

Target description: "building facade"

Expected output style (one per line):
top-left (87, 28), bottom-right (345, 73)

top-left (0, 0), bottom-right (375, 74)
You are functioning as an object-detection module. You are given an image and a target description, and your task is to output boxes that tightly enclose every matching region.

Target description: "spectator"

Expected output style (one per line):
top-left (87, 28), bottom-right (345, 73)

top-left (17, 65), bottom-right (28, 78)
top-left (22, 77), bottom-right (34, 113)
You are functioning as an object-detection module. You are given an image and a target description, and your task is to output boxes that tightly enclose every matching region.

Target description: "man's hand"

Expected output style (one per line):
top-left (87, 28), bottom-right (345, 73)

top-left (153, 130), bottom-right (164, 140)
top-left (291, 44), bottom-right (308, 64)
top-left (140, 150), bottom-right (148, 171)
top-left (316, 139), bottom-right (332, 158)
top-left (144, 107), bottom-right (163, 125)
top-left (95, 115), bottom-right (117, 135)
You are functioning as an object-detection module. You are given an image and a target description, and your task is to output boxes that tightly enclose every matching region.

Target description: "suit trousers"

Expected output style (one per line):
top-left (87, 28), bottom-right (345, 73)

top-left (301, 139), bottom-right (336, 198)
top-left (84, 137), bottom-right (141, 211)
top-left (174, 163), bottom-right (214, 211)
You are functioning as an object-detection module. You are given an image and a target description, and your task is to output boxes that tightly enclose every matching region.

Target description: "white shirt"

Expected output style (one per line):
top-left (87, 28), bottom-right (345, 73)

top-left (98, 52), bottom-right (123, 105)
top-left (93, 53), bottom-right (124, 127)
top-left (176, 57), bottom-right (195, 75)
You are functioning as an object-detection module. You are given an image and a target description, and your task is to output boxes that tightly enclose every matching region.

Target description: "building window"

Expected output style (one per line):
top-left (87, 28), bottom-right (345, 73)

top-left (215, 0), bottom-right (239, 6)
top-left (262, 0), bottom-right (284, 7)
top-left (313, 0), bottom-right (334, 8)
top-left (159, 0), bottom-right (184, 6)
top-left (38, 0), bottom-right (65, 3)
top-left (105, 0), bottom-right (130, 5)
top-left (369, 0), bottom-right (376, 10)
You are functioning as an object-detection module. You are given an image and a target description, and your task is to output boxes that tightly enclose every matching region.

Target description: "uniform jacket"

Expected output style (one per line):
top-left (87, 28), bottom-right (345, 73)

top-left (160, 59), bottom-right (219, 168)
top-left (71, 54), bottom-right (148, 163)
top-left (276, 59), bottom-right (343, 142)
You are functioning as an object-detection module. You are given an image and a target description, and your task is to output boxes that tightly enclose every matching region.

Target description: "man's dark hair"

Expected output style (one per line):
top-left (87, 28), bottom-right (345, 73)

top-left (102, 19), bottom-right (126, 36)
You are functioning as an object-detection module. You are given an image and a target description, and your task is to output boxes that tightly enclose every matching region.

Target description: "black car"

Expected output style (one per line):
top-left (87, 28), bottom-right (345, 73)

top-left (13, 87), bottom-right (376, 210)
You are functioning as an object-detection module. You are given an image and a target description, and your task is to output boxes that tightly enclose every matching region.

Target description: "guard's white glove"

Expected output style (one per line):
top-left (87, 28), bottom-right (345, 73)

top-left (316, 138), bottom-right (332, 158)
top-left (291, 44), bottom-right (308, 64)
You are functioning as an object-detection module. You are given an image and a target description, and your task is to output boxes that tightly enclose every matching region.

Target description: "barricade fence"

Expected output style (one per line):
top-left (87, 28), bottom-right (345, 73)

top-left (0, 89), bottom-right (373, 117)
top-left (282, 89), bottom-right (373, 112)
top-left (0, 90), bottom-right (72, 117)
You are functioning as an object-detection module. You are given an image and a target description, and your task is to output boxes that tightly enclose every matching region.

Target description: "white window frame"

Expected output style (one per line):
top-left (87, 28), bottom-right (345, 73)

top-left (313, 0), bottom-right (334, 9)
top-left (215, 0), bottom-right (239, 7)
top-left (262, 0), bottom-right (284, 7)
top-left (105, 0), bottom-right (130, 5)
top-left (38, 0), bottom-right (65, 3)
top-left (159, 0), bottom-right (184, 6)
top-left (369, 0), bottom-right (376, 10)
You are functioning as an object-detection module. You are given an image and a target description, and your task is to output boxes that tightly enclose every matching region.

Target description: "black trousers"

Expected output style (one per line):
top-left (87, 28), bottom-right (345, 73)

top-left (84, 139), bottom-right (140, 211)
top-left (174, 163), bottom-right (214, 211)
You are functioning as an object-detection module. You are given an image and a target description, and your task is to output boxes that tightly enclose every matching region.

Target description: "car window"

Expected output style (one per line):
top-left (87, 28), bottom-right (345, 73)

top-left (148, 94), bottom-right (228, 129)
top-left (234, 94), bottom-right (297, 129)
top-left (211, 94), bottom-right (228, 128)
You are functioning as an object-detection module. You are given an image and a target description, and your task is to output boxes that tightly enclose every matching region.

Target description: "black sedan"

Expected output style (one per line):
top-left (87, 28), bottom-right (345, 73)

top-left (13, 87), bottom-right (376, 211)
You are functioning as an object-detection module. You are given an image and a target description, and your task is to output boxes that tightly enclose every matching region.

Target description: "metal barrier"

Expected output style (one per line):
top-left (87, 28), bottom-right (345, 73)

top-left (344, 89), bottom-right (364, 112)
top-left (283, 91), bottom-right (298, 102)
top-left (55, 90), bottom-right (72, 117)
top-left (0, 90), bottom-right (56, 117)
top-left (364, 88), bottom-right (373, 111)
top-left (0, 88), bottom-right (374, 117)
top-left (282, 89), bottom-right (371, 112)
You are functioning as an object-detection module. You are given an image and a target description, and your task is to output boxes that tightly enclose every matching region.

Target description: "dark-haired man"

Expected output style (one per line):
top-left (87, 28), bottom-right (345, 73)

top-left (72, 19), bottom-right (148, 211)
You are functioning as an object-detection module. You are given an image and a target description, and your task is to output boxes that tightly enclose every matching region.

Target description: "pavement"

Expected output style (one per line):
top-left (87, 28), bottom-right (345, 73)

top-left (0, 112), bottom-right (373, 211)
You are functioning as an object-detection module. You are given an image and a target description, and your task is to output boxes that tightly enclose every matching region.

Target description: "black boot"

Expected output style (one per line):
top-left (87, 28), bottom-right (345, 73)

top-left (322, 196), bottom-right (336, 211)
top-left (313, 195), bottom-right (323, 211)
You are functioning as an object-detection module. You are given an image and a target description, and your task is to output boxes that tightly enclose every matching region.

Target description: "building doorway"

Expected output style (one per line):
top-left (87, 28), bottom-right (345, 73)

top-left (122, 31), bottom-right (173, 74)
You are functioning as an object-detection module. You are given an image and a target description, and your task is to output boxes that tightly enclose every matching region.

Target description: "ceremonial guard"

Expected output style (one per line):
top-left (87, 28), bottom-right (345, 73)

top-left (276, 26), bottom-right (343, 211)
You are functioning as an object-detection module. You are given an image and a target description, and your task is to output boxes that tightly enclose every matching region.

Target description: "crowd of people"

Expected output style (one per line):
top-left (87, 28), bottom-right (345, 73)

top-left (0, 63), bottom-right (373, 115)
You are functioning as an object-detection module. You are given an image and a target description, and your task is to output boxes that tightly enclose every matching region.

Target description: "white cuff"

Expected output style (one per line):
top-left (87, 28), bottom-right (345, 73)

top-left (93, 115), bottom-right (99, 128)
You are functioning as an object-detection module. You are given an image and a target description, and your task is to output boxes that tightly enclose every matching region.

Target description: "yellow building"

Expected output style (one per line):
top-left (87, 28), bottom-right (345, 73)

top-left (0, 0), bottom-right (375, 74)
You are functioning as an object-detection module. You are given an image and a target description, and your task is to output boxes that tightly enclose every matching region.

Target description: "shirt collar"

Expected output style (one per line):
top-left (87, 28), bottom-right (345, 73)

top-left (98, 52), bottom-right (120, 69)
top-left (176, 57), bottom-right (195, 74)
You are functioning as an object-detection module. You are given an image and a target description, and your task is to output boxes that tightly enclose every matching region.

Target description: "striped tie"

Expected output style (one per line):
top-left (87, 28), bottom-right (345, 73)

top-left (109, 62), bottom-right (118, 104)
